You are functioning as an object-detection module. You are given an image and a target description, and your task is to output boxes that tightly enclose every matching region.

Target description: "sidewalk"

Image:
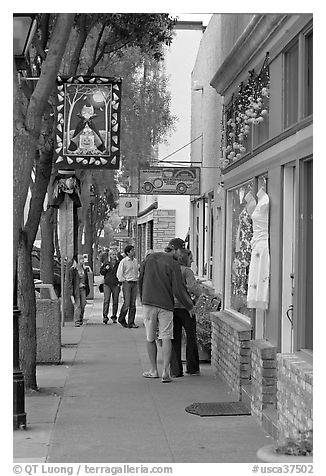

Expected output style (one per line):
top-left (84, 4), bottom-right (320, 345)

top-left (13, 278), bottom-right (272, 463)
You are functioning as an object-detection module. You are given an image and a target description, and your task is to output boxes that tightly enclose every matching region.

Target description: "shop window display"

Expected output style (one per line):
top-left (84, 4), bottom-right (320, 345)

top-left (228, 181), bottom-right (255, 319)
top-left (247, 184), bottom-right (270, 310)
top-left (227, 175), bottom-right (269, 319)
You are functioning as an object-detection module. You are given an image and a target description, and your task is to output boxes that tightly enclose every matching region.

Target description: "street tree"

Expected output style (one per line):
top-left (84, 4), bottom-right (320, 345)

top-left (16, 13), bottom-right (177, 389)
top-left (15, 14), bottom-right (75, 388)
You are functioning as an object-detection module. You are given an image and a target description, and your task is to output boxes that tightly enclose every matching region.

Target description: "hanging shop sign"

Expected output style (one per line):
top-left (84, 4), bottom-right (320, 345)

top-left (118, 197), bottom-right (138, 216)
top-left (139, 167), bottom-right (200, 195)
top-left (54, 75), bottom-right (122, 170)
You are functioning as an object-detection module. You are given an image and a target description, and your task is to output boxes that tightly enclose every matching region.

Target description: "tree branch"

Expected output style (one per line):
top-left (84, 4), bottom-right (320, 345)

top-left (27, 14), bottom-right (75, 132)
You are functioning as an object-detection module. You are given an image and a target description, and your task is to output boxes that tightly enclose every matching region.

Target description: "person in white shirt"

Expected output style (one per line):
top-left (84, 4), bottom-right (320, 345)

top-left (116, 245), bottom-right (139, 328)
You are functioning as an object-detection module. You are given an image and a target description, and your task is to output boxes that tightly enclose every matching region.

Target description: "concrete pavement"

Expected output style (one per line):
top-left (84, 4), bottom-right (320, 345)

top-left (13, 278), bottom-right (272, 463)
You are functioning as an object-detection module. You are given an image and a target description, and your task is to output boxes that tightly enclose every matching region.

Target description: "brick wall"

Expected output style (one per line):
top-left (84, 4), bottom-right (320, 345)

top-left (250, 340), bottom-right (277, 420)
top-left (211, 312), bottom-right (251, 398)
top-left (152, 210), bottom-right (176, 251)
top-left (277, 353), bottom-right (313, 439)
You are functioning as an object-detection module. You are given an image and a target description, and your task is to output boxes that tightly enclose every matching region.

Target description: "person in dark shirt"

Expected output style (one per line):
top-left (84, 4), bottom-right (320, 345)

top-left (139, 238), bottom-right (193, 383)
top-left (171, 249), bottom-right (204, 377)
top-left (100, 250), bottom-right (121, 324)
top-left (68, 254), bottom-right (90, 327)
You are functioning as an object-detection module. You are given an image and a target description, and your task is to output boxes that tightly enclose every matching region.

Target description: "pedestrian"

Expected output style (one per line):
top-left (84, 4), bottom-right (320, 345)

top-left (171, 249), bottom-right (203, 377)
top-left (100, 249), bottom-right (122, 324)
top-left (116, 244), bottom-right (139, 328)
top-left (68, 254), bottom-right (90, 327)
top-left (139, 238), bottom-right (193, 383)
top-left (140, 249), bottom-right (154, 271)
top-left (100, 247), bottom-right (109, 264)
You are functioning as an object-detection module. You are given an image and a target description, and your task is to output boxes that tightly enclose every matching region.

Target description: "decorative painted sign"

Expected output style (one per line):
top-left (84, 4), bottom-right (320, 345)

top-left (139, 167), bottom-right (200, 195)
top-left (118, 197), bottom-right (138, 216)
top-left (54, 75), bottom-right (122, 170)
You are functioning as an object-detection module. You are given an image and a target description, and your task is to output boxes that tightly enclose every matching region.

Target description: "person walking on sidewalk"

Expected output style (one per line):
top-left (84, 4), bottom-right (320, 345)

top-left (171, 248), bottom-right (204, 377)
top-left (139, 238), bottom-right (193, 383)
top-left (100, 249), bottom-right (121, 324)
top-left (116, 244), bottom-right (139, 328)
top-left (68, 254), bottom-right (90, 327)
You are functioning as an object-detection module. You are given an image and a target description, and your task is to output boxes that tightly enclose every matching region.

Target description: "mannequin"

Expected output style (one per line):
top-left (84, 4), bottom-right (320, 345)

top-left (247, 187), bottom-right (270, 309)
top-left (244, 190), bottom-right (256, 216)
top-left (233, 189), bottom-right (254, 296)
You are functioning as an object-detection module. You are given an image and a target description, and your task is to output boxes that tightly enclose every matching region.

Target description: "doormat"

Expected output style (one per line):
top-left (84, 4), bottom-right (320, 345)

top-left (185, 401), bottom-right (251, 417)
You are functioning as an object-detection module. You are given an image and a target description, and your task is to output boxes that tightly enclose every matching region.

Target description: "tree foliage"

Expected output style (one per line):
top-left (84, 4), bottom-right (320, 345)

top-left (15, 13), bottom-right (178, 388)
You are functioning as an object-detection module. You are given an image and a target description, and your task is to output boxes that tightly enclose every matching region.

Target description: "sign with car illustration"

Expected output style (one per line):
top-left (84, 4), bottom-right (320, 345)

top-left (139, 167), bottom-right (200, 195)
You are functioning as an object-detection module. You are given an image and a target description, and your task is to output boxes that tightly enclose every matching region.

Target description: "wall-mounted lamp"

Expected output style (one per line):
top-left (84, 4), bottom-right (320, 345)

top-left (13, 14), bottom-right (37, 71)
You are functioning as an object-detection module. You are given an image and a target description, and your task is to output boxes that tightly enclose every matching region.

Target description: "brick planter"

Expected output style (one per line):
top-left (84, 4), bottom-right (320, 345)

top-left (211, 311), bottom-right (252, 398)
top-left (277, 353), bottom-right (313, 440)
top-left (250, 340), bottom-right (277, 420)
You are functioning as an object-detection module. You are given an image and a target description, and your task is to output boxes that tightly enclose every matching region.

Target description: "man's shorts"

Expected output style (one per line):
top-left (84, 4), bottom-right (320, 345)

top-left (142, 305), bottom-right (173, 341)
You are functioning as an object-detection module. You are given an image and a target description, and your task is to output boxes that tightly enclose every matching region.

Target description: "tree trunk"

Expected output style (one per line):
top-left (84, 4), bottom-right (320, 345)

top-left (13, 125), bottom-right (39, 273)
top-left (84, 207), bottom-right (94, 269)
top-left (13, 14), bottom-right (75, 272)
top-left (17, 232), bottom-right (37, 390)
top-left (63, 261), bottom-right (74, 322)
top-left (53, 208), bottom-right (61, 261)
top-left (17, 139), bottom-right (54, 390)
top-left (40, 208), bottom-right (54, 290)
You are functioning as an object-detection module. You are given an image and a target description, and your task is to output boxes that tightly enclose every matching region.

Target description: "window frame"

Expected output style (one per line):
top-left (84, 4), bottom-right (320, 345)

top-left (224, 174), bottom-right (269, 328)
top-left (224, 179), bottom-right (255, 326)
top-left (223, 81), bottom-right (270, 165)
top-left (283, 24), bottom-right (313, 130)
top-left (295, 156), bottom-right (313, 351)
top-left (283, 38), bottom-right (299, 129)
top-left (303, 27), bottom-right (313, 118)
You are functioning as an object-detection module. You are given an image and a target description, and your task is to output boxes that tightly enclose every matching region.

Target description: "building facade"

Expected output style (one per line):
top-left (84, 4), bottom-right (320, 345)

top-left (136, 21), bottom-right (204, 260)
top-left (190, 14), bottom-right (313, 440)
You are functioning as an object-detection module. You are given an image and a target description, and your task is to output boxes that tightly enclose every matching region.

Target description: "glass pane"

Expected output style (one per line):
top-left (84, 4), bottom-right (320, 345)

top-left (210, 204), bottom-right (214, 280)
top-left (226, 181), bottom-right (255, 319)
top-left (284, 41), bottom-right (299, 128)
top-left (303, 160), bottom-right (313, 349)
top-left (253, 93), bottom-right (270, 148)
top-left (305, 31), bottom-right (313, 117)
top-left (258, 174), bottom-right (268, 193)
top-left (225, 101), bottom-right (252, 165)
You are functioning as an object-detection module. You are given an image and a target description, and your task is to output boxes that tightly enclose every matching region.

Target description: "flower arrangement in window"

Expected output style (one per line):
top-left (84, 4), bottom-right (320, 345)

top-left (220, 53), bottom-right (270, 168)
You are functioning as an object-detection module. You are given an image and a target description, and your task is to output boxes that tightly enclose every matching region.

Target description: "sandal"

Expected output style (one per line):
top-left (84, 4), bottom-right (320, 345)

top-left (142, 371), bottom-right (159, 379)
top-left (162, 376), bottom-right (172, 383)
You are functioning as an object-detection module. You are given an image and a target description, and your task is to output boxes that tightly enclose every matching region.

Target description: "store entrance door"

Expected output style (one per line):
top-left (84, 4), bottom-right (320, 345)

top-left (281, 165), bottom-right (296, 352)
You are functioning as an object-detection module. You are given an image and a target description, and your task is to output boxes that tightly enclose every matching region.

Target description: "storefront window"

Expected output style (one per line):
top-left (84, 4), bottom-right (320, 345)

top-left (225, 180), bottom-right (255, 320)
top-left (304, 30), bottom-right (313, 117)
top-left (284, 40), bottom-right (299, 128)
top-left (209, 196), bottom-right (214, 280)
top-left (283, 26), bottom-right (313, 128)
top-left (253, 92), bottom-right (269, 148)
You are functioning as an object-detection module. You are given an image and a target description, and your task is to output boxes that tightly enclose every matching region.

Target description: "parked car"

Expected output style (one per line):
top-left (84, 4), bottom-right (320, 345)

top-left (32, 246), bottom-right (62, 297)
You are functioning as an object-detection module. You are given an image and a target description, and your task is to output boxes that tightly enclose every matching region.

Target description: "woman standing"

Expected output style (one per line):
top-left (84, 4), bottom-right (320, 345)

top-left (100, 250), bottom-right (121, 324)
top-left (171, 249), bottom-right (203, 377)
top-left (68, 254), bottom-right (90, 327)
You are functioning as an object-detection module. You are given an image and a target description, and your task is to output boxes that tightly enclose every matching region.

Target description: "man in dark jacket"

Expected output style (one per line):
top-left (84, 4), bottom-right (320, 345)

top-left (139, 238), bottom-right (193, 383)
top-left (100, 250), bottom-right (121, 324)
